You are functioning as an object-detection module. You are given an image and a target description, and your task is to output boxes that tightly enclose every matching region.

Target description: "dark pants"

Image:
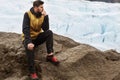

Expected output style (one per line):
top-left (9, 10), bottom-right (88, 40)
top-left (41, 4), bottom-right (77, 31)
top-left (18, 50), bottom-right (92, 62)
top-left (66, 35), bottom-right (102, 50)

top-left (23, 30), bottom-right (54, 73)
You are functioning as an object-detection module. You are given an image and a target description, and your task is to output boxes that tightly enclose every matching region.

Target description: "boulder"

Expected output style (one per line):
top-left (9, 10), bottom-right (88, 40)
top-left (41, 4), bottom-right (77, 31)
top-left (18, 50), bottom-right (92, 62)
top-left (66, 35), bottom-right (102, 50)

top-left (0, 32), bottom-right (120, 80)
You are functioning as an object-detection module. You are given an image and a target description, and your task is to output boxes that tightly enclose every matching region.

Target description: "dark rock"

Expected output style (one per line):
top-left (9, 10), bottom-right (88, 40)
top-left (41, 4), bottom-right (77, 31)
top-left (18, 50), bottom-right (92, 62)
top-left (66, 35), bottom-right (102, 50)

top-left (0, 32), bottom-right (120, 80)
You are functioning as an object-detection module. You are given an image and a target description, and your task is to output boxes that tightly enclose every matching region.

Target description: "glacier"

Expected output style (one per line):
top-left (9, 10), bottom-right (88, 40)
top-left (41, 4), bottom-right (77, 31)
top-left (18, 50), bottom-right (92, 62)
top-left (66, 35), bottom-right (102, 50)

top-left (0, 0), bottom-right (120, 52)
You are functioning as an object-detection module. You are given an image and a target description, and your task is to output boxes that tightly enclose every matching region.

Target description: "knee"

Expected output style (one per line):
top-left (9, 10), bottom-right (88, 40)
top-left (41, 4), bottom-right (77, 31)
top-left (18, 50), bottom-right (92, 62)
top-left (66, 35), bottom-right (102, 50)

top-left (47, 30), bottom-right (53, 35)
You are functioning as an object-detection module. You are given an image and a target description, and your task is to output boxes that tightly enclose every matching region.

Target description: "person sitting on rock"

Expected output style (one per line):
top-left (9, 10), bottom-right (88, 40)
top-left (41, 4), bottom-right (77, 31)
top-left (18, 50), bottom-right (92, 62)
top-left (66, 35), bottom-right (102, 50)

top-left (22, 0), bottom-right (60, 80)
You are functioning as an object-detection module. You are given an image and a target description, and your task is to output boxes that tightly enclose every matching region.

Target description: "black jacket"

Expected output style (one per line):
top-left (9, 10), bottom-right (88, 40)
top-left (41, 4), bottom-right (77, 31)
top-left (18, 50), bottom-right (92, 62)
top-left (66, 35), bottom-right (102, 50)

top-left (22, 7), bottom-right (49, 45)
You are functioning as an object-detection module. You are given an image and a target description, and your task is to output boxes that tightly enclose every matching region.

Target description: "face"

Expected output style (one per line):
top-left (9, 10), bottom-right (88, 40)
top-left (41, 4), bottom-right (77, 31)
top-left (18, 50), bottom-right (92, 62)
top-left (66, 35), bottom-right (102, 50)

top-left (36, 5), bottom-right (44, 13)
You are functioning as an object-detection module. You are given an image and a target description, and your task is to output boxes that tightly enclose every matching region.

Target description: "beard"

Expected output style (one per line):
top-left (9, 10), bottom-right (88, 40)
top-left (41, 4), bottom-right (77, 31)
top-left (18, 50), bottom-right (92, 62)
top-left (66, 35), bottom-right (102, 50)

top-left (35, 11), bottom-right (42, 18)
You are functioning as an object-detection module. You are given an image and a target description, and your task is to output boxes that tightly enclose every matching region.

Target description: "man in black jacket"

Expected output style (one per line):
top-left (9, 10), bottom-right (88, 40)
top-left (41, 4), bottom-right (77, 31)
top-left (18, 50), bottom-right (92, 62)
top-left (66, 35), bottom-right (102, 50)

top-left (22, 0), bottom-right (59, 80)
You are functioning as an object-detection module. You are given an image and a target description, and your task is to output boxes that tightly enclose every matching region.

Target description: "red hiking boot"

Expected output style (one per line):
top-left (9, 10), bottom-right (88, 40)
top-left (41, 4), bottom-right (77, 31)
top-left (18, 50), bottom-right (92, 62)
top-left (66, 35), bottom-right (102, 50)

top-left (30, 73), bottom-right (39, 80)
top-left (46, 55), bottom-right (60, 65)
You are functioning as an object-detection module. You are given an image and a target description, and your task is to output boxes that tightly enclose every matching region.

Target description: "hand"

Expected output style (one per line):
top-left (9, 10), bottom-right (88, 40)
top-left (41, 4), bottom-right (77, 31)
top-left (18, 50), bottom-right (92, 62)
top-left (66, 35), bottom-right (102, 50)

top-left (27, 43), bottom-right (34, 50)
top-left (42, 10), bottom-right (47, 16)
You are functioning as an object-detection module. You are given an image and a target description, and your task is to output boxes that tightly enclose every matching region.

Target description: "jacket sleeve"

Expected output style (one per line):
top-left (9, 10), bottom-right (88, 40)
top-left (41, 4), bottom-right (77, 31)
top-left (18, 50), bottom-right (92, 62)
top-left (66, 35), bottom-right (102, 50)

top-left (41, 15), bottom-right (49, 31)
top-left (22, 12), bottom-right (32, 45)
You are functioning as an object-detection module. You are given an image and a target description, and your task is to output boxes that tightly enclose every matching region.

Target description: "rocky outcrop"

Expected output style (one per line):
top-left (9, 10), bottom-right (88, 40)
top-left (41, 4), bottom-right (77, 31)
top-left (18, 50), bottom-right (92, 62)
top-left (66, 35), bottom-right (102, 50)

top-left (0, 32), bottom-right (120, 80)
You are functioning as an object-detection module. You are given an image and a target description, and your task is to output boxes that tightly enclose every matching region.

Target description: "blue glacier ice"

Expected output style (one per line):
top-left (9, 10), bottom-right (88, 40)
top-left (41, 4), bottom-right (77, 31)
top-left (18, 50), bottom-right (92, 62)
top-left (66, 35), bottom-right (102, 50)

top-left (0, 0), bottom-right (120, 52)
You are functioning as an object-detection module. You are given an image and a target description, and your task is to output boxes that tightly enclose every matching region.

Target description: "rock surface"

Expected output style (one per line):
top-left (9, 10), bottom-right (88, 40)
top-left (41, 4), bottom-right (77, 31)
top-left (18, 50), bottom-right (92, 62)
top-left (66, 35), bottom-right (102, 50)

top-left (0, 32), bottom-right (120, 80)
